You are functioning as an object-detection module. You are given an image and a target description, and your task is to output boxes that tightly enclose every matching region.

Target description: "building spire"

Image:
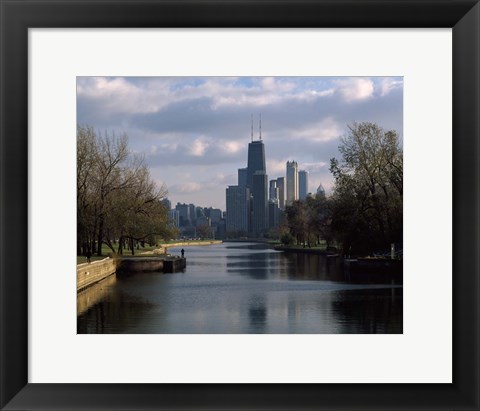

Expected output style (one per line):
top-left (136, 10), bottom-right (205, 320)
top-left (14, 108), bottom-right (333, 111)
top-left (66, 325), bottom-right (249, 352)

top-left (259, 113), bottom-right (262, 140)
top-left (251, 114), bottom-right (253, 142)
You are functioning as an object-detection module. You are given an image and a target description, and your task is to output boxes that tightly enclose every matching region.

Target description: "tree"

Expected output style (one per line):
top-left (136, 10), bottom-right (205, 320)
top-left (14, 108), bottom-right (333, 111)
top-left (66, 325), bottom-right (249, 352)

top-left (77, 125), bottom-right (97, 256)
top-left (197, 224), bottom-right (212, 239)
top-left (77, 125), bottom-right (172, 256)
top-left (282, 194), bottom-right (333, 248)
top-left (329, 122), bottom-right (403, 255)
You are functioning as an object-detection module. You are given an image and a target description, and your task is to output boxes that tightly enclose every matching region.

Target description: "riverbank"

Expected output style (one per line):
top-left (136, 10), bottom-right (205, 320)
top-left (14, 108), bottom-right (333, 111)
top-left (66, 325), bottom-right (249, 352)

top-left (77, 255), bottom-right (187, 292)
top-left (140, 240), bottom-right (223, 255)
top-left (77, 257), bottom-right (117, 292)
top-left (274, 244), bottom-right (338, 255)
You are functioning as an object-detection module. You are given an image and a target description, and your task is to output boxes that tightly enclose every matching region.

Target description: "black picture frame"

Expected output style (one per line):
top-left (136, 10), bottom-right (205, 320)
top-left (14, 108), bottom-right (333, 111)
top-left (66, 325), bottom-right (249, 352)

top-left (1, 1), bottom-right (479, 410)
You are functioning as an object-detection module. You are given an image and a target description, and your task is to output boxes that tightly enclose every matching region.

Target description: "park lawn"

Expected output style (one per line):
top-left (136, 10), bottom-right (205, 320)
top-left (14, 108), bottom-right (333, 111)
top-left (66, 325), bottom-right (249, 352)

top-left (77, 239), bottom-right (221, 264)
top-left (76, 255), bottom-right (106, 265)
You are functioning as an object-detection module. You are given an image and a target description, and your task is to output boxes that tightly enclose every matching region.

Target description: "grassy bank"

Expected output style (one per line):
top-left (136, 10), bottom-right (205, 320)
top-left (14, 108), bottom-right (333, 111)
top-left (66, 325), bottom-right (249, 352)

top-left (274, 242), bottom-right (338, 255)
top-left (77, 240), bottom-right (222, 264)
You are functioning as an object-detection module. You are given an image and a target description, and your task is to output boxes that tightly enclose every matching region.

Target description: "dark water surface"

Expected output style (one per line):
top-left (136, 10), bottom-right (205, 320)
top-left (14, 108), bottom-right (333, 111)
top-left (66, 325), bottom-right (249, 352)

top-left (77, 243), bottom-right (402, 333)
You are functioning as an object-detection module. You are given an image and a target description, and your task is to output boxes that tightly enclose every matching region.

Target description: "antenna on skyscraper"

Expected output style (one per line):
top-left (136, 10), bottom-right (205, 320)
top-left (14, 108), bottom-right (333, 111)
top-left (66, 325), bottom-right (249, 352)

top-left (259, 113), bottom-right (262, 140)
top-left (251, 114), bottom-right (253, 142)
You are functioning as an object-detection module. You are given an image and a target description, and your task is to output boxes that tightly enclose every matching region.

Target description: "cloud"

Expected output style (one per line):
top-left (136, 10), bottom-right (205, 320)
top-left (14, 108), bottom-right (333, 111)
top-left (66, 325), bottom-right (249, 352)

top-left (335, 78), bottom-right (375, 102)
top-left (300, 162), bottom-right (328, 173)
top-left (295, 117), bottom-right (342, 142)
top-left (169, 182), bottom-right (202, 194)
top-left (77, 76), bottom-right (403, 209)
top-left (189, 137), bottom-right (209, 156)
top-left (379, 77), bottom-right (404, 96)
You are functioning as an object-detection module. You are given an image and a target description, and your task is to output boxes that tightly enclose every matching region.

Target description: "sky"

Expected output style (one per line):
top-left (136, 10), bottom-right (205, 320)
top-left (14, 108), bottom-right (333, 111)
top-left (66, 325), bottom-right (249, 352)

top-left (77, 76), bottom-right (403, 210)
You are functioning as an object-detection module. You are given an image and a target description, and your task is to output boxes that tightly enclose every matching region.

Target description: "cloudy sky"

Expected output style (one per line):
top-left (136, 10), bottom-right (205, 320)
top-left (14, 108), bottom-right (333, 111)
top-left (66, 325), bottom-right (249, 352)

top-left (77, 76), bottom-right (403, 210)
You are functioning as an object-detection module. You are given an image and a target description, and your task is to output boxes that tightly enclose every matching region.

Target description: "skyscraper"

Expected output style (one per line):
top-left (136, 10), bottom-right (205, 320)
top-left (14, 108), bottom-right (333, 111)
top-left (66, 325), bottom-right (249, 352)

top-left (175, 203), bottom-right (191, 227)
top-left (227, 117), bottom-right (269, 237)
top-left (286, 161), bottom-right (298, 206)
top-left (268, 200), bottom-right (280, 229)
top-left (246, 140), bottom-right (266, 188)
top-left (276, 177), bottom-right (286, 209)
top-left (238, 167), bottom-right (247, 187)
top-left (251, 172), bottom-right (268, 235)
top-left (316, 183), bottom-right (326, 199)
top-left (269, 179), bottom-right (279, 202)
top-left (298, 170), bottom-right (308, 200)
top-left (226, 185), bottom-right (250, 234)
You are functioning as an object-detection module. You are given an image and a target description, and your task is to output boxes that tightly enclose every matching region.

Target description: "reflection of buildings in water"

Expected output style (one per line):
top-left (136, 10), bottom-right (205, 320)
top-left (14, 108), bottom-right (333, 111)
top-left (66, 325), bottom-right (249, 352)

top-left (248, 295), bottom-right (267, 333)
top-left (77, 274), bottom-right (117, 316)
top-left (225, 250), bottom-right (273, 280)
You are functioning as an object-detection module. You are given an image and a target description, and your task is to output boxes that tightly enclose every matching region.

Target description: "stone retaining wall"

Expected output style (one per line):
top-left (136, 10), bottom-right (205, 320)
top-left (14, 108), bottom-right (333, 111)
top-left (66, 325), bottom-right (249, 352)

top-left (77, 258), bottom-right (117, 292)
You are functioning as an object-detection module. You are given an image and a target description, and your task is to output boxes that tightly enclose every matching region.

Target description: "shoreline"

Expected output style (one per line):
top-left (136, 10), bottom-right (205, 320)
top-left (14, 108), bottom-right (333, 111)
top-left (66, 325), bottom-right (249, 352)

top-left (163, 240), bottom-right (222, 248)
top-left (139, 240), bottom-right (223, 255)
top-left (274, 245), bottom-right (338, 255)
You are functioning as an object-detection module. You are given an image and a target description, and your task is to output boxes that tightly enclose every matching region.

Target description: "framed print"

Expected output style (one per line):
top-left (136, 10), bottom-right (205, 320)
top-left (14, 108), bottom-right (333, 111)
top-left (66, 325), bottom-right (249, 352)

top-left (1, 0), bottom-right (479, 410)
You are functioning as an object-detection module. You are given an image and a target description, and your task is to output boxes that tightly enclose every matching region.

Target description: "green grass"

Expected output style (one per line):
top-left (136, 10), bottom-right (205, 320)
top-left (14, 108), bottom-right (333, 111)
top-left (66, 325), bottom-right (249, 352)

top-left (76, 240), bottom-right (221, 265)
top-left (76, 255), bottom-right (106, 265)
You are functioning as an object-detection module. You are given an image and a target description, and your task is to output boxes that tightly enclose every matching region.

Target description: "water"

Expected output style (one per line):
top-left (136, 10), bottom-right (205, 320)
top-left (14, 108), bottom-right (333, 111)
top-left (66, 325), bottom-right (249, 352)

top-left (77, 243), bottom-right (402, 334)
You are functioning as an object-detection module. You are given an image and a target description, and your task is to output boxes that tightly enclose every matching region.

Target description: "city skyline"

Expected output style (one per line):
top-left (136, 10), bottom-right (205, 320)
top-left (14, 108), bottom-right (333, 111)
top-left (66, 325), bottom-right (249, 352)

top-left (77, 76), bottom-right (403, 209)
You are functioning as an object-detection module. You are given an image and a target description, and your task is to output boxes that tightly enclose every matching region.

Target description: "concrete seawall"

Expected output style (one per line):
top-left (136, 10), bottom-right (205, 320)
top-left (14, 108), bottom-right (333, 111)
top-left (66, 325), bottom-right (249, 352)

top-left (77, 256), bottom-right (187, 292)
top-left (77, 273), bottom-right (117, 315)
top-left (116, 257), bottom-right (164, 274)
top-left (116, 257), bottom-right (186, 274)
top-left (77, 258), bottom-right (117, 292)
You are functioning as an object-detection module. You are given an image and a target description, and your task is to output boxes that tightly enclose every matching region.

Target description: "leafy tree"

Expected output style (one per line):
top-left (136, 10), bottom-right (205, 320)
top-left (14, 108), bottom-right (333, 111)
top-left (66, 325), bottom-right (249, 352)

top-left (77, 125), bottom-right (172, 256)
top-left (197, 224), bottom-right (212, 239)
top-left (329, 122), bottom-right (403, 255)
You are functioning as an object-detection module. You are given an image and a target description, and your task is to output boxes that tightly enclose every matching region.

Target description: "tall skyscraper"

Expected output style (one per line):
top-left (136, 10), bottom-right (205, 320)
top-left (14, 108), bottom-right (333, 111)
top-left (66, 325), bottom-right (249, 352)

top-left (238, 167), bottom-right (248, 187)
top-left (269, 179), bottom-right (279, 202)
top-left (227, 117), bottom-right (269, 237)
top-left (286, 161), bottom-right (298, 206)
top-left (226, 185), bottom-right (250, 234)
top-left (276, 177), bottom-right (286, 209)
top-left (175, 203), bottom-right (191, 227)
top-left (168, 209), bottom-right (180, 227)
top-left (268, 200), bottom-right (280, 229)
top-left (251, 172), bottom-right (268, 235)
top-left (298, 170), bottom-right (308, 200)
top-left (247, 140), bottom-right (266, 188)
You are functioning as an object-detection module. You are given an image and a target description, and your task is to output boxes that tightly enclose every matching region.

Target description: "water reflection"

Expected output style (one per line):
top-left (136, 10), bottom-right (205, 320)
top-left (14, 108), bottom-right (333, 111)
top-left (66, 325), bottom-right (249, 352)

top-left (248, 294), bottom-right (267, 333)
top-left (77, 242), bottom-right (402, 334)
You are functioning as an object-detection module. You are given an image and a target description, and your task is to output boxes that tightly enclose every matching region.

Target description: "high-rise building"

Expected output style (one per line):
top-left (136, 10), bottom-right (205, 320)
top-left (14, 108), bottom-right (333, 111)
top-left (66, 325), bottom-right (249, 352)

top-left (161, 198), bottom-right (171, 211)
top-left (238, 167), bottom-right (248, 187)
top-left (226, 185), bottom-right (250, 234)
top-left (251, 172), bottom-right (268, 235)
top-left (209, 208), bottom-right (222, 224)
top-left (286, 161), bottom-right (298, 206)
top-left (196, 216), bottom-right (211, 228)
top-left (168, 209), bottom-right (179, 227)
top-left (247, 140), bottom-right (266, 188)
top-left (276, 177), bottom-right (286, 209)
top-left (268, 200), bottom-right (280, 229)
top-left (269, 179), bottom-right (279, 202)
top-left (316, 183), bottom-right (326, 199)
top-left (227, 118), bottom-right (269, 237)
top-left (298, 170), bottom-right (308, 200)
top-left (175, 203), bottom-right (191, 227)
top-left (196, 206), bottom-right (205, 219)
top-left (188, 204), bottom-right (196, 225)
